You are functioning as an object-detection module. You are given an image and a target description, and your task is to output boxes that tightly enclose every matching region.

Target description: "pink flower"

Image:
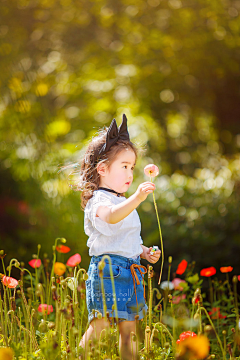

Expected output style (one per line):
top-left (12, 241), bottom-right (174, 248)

top-left (29, 259), bottom-right (41, 268)
top-left (66, 253), bottom-right (81, 267)
top-left (172, 278), bottom-right (187, 291)
top-left (144, 164), bottom-right (159, 178)
top-left (172, 294), bottom-right (186, 304)
top-left (1, 275), bottom-right (18, 288)
top-left (38, 304), bottom-right (53, 315)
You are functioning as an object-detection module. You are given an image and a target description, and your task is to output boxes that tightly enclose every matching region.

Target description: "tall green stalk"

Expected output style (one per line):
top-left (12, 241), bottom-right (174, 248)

top-left (150, 176), bottom-right (164, 285)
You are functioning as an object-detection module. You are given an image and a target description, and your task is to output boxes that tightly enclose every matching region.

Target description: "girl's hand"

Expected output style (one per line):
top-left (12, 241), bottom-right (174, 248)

top-left (135, 182), bottom-right (156, 202)
top-left (145, 247), bottom-right (161, 264)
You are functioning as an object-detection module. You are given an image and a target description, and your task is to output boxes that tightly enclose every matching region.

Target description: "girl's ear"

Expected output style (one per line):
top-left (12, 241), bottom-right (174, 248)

top-left (97, 162), bottom-right (107, 177)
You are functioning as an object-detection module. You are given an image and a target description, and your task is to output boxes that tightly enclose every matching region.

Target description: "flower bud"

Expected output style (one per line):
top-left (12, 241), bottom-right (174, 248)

top-left (194, 288), bottom-right (201, 296)
top-left (233, 275), bottom-right (238, 283)
top-left (194, 313), bottom-right (199, 320)
top-left (164, 342), bottom-right (170, 349)
top-left (39, 319), bottom-right (47, 333)
top-left (37, 283), bottom-right (43, 292)
top-left (222, 330), bottom-right (227, 335)
top-left (98, 261), bottom-right (105, 271)
top-left (168, 256), bottom-right (172, 264)
top-left (83, 273), bottom-right (88, 281)
top-left (35, 290), bottom-right (41, 297)
top-left (97, 313), bottom-right (102, 319)
top-left (131, 334), bottom-right (137, 342)
top-left (204, 325), bottom-right (213, 333)
top-left (48, 322), bottom-right (55, 330)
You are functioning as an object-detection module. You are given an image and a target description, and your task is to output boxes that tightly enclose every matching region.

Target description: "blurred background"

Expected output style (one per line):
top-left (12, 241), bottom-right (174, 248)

top-left (0, 0), bottom-right (240, 282)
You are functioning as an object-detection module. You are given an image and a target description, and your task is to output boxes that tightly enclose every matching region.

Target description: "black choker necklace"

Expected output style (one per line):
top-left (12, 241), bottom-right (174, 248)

top-left (97, 187), bottom-right (123, 197)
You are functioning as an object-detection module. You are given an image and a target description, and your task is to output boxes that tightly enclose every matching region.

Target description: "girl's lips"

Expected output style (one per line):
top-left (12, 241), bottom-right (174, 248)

top-left (125, 182), bottom-right (130, 185)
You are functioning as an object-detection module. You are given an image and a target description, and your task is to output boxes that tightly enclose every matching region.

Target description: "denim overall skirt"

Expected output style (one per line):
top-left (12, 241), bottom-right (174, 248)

top-left (85, 253), bottom-right (148, 325)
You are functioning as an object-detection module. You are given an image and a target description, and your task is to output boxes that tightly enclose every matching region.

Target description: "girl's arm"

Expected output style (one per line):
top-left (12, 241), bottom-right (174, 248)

top-left (96, 181), bottom-right (155, 224)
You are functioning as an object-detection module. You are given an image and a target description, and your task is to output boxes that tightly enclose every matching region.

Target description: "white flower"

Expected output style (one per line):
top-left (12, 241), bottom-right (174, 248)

top-left (67, 277), bottom-right (78, 291)
top-left (160, 281), bottom-right (174, 290)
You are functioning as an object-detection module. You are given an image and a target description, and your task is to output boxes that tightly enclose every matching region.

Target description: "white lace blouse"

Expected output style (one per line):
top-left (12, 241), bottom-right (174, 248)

top-left (84, 189), bottom-right (143, 259)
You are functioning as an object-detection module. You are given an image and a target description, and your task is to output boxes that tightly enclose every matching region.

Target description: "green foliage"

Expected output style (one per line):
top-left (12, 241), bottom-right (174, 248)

top-left (0, 0), bottom-right (240, 272)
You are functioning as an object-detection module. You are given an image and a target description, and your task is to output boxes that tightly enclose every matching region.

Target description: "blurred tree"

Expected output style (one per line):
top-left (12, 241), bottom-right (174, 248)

top-left (0, 0), bottom-right (239, 275)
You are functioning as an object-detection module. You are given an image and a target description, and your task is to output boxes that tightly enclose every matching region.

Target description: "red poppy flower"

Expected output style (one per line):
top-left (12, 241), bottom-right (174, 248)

top-left (1, 275), bottom-right (18, 288)
top-left (66, 253), bottom-right (81, 267)
top-left (238, 275), bottom-right (240, 282)
top-left (56, 245), bottom-right (71, 253)
top-left (28, 259), bottom-right (41, 268)
top-left (200, 267), bottom-right (216, 277)
top-left (176, 331), bottom-right (197, 344)
top-left (208, 307), bottom-right (226, 320)
top-left (176, 260), bottom-right (188, 275)
top-left (38, 304), bottom-right (53, 315)
top-left (220, 266), bottom-right (233, 273)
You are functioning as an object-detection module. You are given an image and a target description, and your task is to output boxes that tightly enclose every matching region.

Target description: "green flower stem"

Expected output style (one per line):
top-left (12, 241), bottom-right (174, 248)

top-left (15, 265), bottom-right (35, 302)
top-left (195, 306), bottom-right (225, 360)
top-left (100, 255), bottom-right (120, 338)
top-left (208, 278), bottom-right (213, 306)
top-left (47, 238), bottom-right (65, 307)
top-left (150, 176), bottom-right (164, 285)
top-left (1, 257), bottom-right (11, 308)
top-left (0, 293), bottom-right (8, 346)
top-left (232, 279), bottom-right (239, 357)
top-left (148, 267), bottom-right (153, 329)
top-left (153, 322), bottom-right (173, 347)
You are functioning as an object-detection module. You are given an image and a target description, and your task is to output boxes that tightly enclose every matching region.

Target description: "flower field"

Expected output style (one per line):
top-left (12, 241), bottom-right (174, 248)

top-left (0, 238), bottom-right (240, 360)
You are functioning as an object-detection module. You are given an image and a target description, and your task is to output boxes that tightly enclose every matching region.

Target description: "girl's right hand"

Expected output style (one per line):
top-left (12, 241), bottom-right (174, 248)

top-left (135, 182), bottom-right (156, 202)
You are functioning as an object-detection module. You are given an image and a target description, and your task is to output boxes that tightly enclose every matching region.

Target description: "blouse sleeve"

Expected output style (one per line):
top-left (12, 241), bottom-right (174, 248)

top-left (86, 192), bottom-right (124, 236)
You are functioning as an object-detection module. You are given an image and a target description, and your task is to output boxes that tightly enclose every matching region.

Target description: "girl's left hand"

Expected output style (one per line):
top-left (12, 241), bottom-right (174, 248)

top-left (145, 247), bottom-right (161, 264)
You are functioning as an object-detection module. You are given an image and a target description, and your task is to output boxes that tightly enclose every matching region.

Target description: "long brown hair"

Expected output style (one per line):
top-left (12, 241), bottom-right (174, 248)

top-left (61, 127), bottom-right (138, 210)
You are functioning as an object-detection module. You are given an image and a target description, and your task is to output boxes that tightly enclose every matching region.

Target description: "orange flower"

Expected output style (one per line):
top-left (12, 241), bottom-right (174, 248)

top-left (56, 245), bottom-right (71, 253)
top-left (0, 347), bottom-right (15, 360)
top-left (66, 253), bottom-right (81, 267)
top-left (220, 266), bottom-right (233, 273)
top-left (38, 304), bottom-right (53, 315)
top-left (176, 260), bottom-right (188, 275)
top-left (54, 262), bottom-right (66, 276)
top-left (177, 335), bottom-right (210, 359)
top-left (208, 307), bottom-right (226, 319)
top-left (144, 164), bottom-right (159, 178)
top-left (28, 259), bottom-right (41, 268)
top-left (200, 266), bottom-right (216, 277)
top-left (1, 275), bottom-right (18, 289)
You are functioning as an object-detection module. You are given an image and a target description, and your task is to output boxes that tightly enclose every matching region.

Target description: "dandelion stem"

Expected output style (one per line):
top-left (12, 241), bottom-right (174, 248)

top-left (149, 177), bottom-right (164, 285)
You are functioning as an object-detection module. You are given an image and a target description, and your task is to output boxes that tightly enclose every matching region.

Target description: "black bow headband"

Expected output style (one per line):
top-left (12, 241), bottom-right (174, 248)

top-left (92, 114), bottom-right (130, 165)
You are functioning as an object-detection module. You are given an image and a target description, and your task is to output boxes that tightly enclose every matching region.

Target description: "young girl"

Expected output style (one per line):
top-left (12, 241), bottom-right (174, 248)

top-left (78, 114), bottom-right (161, 359)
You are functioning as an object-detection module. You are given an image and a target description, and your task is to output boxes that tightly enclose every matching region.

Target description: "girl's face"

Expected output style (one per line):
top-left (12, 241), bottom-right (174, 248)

top-left (98, 148), bottom-right (136, 194)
